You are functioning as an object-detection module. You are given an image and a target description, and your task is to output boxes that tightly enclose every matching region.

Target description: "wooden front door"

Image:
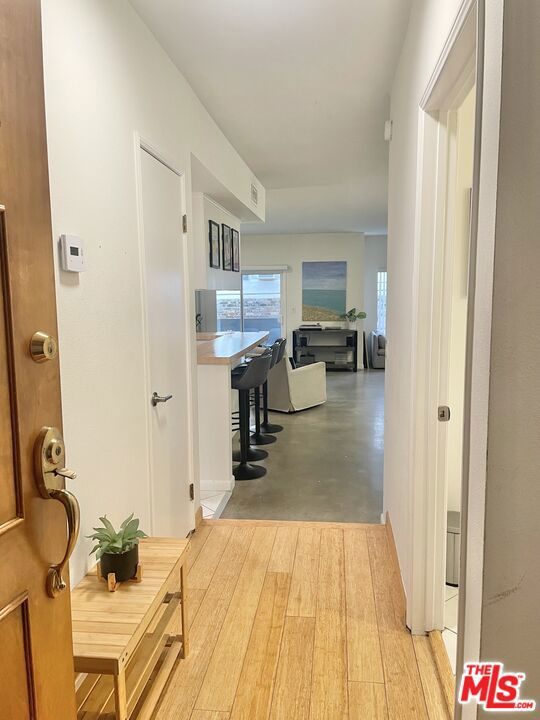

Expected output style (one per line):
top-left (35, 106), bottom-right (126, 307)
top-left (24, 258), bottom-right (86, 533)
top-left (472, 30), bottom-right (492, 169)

top-left (0, 1), bottom-right (77, 718)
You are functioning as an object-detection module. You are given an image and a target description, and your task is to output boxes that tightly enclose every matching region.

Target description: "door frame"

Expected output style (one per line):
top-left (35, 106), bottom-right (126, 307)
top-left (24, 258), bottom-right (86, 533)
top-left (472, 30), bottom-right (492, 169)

top-left (408, 2), bottom-right (505, 711)
top-left (456, 5), bottom-right (504, 717)
top-left (133, 133), bottom-right (196, 535)
top-left (408, 0), bottom-right (477, 636)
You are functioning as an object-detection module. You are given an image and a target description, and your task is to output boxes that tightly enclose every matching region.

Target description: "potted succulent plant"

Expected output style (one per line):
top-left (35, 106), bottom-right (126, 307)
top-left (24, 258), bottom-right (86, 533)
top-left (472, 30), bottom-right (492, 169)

top-left (87, 513), bottom-right (148, 583)
top-left (340, 308), bottom-right (367, 329)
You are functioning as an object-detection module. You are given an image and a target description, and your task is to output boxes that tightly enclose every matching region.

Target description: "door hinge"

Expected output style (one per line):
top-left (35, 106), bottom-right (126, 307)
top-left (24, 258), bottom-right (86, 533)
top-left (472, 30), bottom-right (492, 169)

top-left (438, 405), bottom-right (451, 422)
top-left (189, 483), bottom-right (194, 501)
top-left (182, 214), bottom-right (188, 233)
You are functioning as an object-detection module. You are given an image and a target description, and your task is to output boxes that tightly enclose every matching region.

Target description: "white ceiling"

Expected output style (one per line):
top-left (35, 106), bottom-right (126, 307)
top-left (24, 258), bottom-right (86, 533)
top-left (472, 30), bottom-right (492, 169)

top-left (130, 0), bottom-right (412, 235)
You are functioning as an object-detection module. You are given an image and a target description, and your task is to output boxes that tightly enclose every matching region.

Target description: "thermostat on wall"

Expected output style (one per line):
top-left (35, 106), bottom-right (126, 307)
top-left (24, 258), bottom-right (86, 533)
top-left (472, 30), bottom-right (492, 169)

top-left (60, 234), bottom-right (85, 272)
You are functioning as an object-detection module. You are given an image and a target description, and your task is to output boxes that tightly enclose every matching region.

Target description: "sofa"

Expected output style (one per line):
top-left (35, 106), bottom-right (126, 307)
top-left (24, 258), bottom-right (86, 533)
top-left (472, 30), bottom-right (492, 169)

top-left (267, 357), bottom-right (327, 412)
top-left (369, 331), bottom-right (386, 369)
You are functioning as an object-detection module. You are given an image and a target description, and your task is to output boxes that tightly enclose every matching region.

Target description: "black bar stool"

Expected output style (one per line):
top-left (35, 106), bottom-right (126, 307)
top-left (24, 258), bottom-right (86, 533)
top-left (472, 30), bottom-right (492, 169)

top-left (231, 388), bottom-right (269, 461)
top-left (260, 338), bottom-right (287, 434)
top-left (250, 340), bottom-right (283, 446)
top-left (231, 375), bottom-right (269, 461)
top-left (231, 351), bottom-right (273, 480)
top-left (233, 411), bottom-right (268, 463)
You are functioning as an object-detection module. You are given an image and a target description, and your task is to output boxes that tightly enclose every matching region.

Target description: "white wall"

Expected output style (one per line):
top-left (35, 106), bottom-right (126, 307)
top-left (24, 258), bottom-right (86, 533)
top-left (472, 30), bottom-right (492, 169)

top-left (41, 0), bottom-right (264, 585)
top-left (193, 194), bottom-right (241, 291)
top-left (364, 235), bottom-right (388, 339)
top-left (385, 0), bottom-right (465, 606)
top-left (479, 0), bottom-right (540, 701)
top-left (242, 233), bottom-right (366, 363)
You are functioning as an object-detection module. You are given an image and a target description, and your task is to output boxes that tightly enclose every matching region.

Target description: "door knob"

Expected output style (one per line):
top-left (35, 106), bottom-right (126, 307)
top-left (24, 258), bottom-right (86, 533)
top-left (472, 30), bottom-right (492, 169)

top-left (34, 427), bottom-right (80, 598)
top-left (151, 392), bottom-right (173, 406)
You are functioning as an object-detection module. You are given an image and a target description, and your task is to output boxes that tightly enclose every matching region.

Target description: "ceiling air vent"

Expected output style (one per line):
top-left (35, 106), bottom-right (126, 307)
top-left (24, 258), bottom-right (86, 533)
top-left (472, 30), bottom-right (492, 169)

top-left (250, 182), bottom-right (258, 206)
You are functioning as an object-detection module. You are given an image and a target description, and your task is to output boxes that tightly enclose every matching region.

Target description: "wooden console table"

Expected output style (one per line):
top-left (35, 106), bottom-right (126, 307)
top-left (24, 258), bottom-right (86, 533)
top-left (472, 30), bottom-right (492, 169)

top-left (72, 537), bottom-right (190, 719)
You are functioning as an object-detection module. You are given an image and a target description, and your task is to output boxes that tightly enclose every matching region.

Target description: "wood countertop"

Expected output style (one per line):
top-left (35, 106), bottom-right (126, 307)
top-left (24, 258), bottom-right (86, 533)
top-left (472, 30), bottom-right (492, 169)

top-left (196, 331), bottom-right (269, 366)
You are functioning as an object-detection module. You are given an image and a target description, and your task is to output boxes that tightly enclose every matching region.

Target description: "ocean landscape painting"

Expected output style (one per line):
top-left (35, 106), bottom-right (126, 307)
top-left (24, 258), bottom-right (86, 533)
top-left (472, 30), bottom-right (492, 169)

top-left (302, 261), bottom-right (347, 320)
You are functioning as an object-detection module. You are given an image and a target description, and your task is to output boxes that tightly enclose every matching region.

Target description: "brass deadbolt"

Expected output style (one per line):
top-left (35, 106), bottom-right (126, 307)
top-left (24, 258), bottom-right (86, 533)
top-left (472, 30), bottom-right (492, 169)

top-left (46, 439), bottom-right (64, 466)
top-left (30, 331), bottom-right (58, 362)
top-left (35, 427), bottom-right (69, 496)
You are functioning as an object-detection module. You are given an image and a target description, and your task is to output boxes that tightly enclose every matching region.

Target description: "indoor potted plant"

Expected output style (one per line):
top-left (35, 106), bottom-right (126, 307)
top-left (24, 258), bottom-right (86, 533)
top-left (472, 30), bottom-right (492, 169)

top-left (340, 308), bottom-right (367, 329)
top-left (87, 513), bottom-right (147, 582)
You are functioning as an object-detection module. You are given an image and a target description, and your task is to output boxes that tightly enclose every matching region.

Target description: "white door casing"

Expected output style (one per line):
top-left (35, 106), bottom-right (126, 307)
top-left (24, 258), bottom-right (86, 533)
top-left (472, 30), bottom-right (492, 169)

top-left (137, 143), bottom-right (194, 538)
top-left (408, 0), bottom-right (477, 636)
top-left (409, 2), bottom-right (506, 718)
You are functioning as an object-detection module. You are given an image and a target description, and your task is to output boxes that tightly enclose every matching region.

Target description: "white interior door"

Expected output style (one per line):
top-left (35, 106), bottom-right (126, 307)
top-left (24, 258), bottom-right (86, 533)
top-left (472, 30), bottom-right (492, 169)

top-left (139, 147), bottom-right (194, 538)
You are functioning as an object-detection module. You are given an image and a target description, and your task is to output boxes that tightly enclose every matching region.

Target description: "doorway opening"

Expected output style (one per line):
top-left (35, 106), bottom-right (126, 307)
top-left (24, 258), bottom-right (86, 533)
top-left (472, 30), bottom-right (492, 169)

top-left (439, 85), bottom-right (476, 671)
top-left (216, 238), bottom-right (387, 524)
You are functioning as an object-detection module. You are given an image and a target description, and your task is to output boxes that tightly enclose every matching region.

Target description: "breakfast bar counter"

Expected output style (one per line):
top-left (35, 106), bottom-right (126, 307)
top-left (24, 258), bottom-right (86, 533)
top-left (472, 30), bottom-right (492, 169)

top-left (196, 331), bottom-right (269, 365)
top-left (196, 331), bottom-right (269, 496)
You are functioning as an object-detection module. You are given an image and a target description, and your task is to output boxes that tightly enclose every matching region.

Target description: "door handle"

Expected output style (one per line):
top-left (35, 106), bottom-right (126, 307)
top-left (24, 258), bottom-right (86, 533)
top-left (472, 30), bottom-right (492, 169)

top-left (151, 392), bottom-right (173, 406)
top-left (34, 426), bottom-right (80, 598)
top-left (46, 488), bottom-right (80, 597)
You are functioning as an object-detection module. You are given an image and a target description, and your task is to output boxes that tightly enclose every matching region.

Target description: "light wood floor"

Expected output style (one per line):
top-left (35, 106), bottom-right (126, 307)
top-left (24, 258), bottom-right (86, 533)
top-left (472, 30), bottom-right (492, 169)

top-left (155, 519), bottom-right (450, 720)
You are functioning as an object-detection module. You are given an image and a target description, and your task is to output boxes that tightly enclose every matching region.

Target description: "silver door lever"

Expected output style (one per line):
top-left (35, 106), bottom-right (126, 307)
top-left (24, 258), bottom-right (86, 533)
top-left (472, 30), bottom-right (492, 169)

top-left (151, 392), bottom-right (173, 406)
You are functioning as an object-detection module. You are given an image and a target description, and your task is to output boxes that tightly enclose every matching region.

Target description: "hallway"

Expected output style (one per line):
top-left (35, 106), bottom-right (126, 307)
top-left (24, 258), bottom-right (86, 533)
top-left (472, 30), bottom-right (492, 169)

top-left (222, 371), bottom-right (385, 523)
top-left (156, 519), bottom-right (449, 720)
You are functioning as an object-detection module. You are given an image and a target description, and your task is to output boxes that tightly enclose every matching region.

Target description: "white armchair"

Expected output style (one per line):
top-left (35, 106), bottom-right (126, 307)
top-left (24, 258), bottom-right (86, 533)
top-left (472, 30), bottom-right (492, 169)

top-left (267, 358), bottom-right (327, 413)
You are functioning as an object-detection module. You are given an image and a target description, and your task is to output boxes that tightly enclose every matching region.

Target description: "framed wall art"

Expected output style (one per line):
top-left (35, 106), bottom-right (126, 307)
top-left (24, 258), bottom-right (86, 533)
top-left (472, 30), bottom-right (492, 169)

top-left (232, 228), bottom-right (240, 272)
top-left (209, 220), bottom-right (220, 269)
top-left (302, 261), bottom-right (347, 320)
top-left (222, 223), bottom-right (232, 271)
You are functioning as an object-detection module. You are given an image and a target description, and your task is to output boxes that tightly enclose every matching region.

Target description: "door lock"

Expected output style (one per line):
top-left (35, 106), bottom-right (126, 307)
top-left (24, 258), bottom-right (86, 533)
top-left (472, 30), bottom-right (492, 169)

top-left (30, 331), bottom-right (58, 362)
top-left (34, 427), bottom-right (79, 598)
top-left (438, 406), bottom-right (451, 422)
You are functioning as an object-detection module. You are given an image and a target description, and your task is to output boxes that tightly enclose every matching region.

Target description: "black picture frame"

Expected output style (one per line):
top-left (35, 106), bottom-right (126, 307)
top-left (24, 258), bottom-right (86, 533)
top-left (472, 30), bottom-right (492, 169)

top-left (222, 224), bottom-right (232, 271)
top-left (209, 220), bottom-right (220, 269)
top-left (232, 229), bottom-right (240, 272)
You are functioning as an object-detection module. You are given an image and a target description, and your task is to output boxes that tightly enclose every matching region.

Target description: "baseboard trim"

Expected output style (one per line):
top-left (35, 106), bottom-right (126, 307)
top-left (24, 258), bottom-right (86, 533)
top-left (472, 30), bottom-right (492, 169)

top-left (429, 630), bottom-right (456, 717)
top-left (385, 511), bottom-right (407, 622)
top-left (200, 476), bottom-right (235, 495)
top-left (195, 505), bottom-right (203, 529)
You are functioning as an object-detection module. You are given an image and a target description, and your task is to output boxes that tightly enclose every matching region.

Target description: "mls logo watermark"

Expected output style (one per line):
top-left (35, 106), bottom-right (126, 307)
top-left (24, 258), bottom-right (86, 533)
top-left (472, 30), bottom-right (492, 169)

top-left (459, 662), bottom-right (536, 712)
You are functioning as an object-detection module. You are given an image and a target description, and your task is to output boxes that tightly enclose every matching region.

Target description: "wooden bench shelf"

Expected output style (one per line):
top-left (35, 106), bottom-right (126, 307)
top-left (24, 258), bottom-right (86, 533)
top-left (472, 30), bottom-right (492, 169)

top-left (72, 537), bottom-right (190, 719)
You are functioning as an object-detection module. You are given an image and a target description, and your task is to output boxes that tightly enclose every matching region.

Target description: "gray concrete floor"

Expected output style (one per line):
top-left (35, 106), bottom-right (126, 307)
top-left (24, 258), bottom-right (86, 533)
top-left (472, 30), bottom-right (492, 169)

top-left (221, 370), bottom-right (385, 523)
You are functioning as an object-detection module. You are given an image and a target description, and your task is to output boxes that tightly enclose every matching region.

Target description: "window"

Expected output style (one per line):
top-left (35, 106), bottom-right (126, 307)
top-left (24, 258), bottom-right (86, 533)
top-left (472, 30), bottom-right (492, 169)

top-left (377, 270), bottom-right (387, 335)
top-left (216, 290), bottom-right (241, 332)
top-left (241, 273), bottom-right (283, 344)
